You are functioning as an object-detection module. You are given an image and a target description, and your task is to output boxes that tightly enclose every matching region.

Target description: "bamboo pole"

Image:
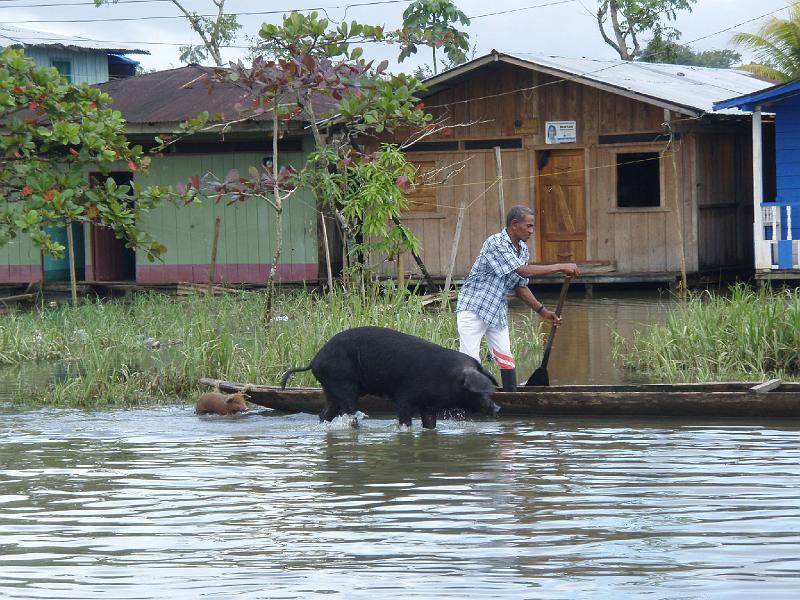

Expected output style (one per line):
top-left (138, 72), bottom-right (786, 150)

top-left (398, 253), bottom-right (405, 289)
top-left (494, 146), bottom-right (505, 228)
top-left (320, 211), bottom-right (333, 290)
top-left (208, 216), bottom-right (221, 296)
top-left (442, 204), bottom-right (466, 308)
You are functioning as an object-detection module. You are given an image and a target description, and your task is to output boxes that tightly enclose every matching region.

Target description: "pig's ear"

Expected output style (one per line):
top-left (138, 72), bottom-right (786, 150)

top-left (463, 368), bottom-right (495, 393)
top-left (226, 395), bottom-right (238, 404)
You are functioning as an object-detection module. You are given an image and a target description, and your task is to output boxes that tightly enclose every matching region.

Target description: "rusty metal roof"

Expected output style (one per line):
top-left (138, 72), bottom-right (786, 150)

top-left (97, 64), bottom-right (338, 128)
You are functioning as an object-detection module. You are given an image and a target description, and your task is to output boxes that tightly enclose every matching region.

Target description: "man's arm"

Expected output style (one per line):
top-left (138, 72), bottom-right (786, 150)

top-left (515, 262), bottom-right (580, 278)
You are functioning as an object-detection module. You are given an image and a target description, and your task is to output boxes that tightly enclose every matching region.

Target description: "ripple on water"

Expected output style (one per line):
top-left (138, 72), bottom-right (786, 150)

top-left (1, 407), bottom-right (800, 599)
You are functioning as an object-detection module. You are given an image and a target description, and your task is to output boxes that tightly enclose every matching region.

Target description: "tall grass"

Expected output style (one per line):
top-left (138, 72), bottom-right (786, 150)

top-left (0, 284), bottom-right (544, 408)
top-left (615, 284), bottom-right (800, 382)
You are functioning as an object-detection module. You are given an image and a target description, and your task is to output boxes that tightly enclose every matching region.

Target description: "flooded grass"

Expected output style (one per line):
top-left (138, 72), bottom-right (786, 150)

top-left (615, 284), bottom-right (800, 382)
top-left (0, 284), bottom-right (544, 408)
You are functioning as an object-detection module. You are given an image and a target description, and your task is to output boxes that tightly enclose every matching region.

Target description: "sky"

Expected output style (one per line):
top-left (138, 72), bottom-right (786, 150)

top-left (2, 0), bottom-right (794, 73)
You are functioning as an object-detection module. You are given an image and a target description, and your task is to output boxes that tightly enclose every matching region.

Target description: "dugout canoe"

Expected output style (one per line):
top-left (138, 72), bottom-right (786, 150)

top-left (198, 377), bottom-right (800, 418)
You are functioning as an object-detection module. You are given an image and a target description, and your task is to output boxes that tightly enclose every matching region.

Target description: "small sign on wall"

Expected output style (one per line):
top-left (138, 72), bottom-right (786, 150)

top-left (545, 121), bottom-right (576, 144)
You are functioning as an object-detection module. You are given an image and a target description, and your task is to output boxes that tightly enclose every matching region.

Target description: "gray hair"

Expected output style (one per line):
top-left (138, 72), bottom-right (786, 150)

top-left (505, 205), bottom-right (535, 228)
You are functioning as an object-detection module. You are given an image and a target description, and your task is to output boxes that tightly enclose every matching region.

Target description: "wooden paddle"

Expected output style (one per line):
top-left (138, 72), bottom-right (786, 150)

top-left (524, 277), bottom-right (571, 387)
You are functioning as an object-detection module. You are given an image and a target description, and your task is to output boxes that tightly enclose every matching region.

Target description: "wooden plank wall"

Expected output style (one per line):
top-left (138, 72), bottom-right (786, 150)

top-left (136, 149), bottom-right (318, 283)
top-left (390, 62), bottom-right (710, 279)
top-left (24, 47), bottom-right (109, 85)
top-left (694, 127), bottom-right (754, 268)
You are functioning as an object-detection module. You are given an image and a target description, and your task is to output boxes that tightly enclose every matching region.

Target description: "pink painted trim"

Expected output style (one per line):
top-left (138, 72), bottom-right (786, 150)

top-left (0, 265), bottom-right (43, 283)
top-left (136, 263), bottom-right (319, 284)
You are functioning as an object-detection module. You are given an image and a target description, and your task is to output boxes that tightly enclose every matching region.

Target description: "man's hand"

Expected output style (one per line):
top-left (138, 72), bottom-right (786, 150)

top-left (557, 263), bottom-right (580, 277)
top-left (539, 307), bottom-right (562, 325)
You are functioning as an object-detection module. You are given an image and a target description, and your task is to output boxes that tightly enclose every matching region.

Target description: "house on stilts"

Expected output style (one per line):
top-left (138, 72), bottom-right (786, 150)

top-left (389, 51), bottom-right (775, 291)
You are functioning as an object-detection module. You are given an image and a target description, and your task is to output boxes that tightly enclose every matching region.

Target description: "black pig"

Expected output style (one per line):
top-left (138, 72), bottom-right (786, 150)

top-left (281, 326), bottom-right (501, 429)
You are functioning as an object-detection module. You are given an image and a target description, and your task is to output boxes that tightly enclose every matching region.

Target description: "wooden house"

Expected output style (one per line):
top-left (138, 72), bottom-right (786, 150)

top-left (0, 65), bottom-right (322, 287)
top-left (0, 25), bottom-right (147, 84)
top-left (715, 81), bottom-right (800, 284)
top-left (390, 51), bottom-right (774, 287)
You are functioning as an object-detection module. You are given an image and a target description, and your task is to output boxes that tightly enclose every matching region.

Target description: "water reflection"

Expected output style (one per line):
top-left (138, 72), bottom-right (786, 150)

top-left (1, 408), bottom-right (800, 598)
top-left (510, 289), bottom-right (673, 384)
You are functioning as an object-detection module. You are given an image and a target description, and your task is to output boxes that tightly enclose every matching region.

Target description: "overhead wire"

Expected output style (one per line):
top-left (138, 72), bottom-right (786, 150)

top-left (5, 1), bottom-right (785, 211)
top-left (0, 0), bottom-right (412, 20)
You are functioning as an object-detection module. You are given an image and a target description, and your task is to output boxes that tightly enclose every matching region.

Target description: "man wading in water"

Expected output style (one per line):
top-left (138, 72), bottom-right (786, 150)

top-left (455, 205), bottom-right (579, 392)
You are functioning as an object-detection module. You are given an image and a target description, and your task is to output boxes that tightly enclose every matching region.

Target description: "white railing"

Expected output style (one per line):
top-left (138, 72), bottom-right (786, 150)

top-left (760, 203), bottom-right (800, 269)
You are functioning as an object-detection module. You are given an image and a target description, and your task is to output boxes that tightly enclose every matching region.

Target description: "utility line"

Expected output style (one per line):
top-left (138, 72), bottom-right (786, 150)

top-left (421, 4), bottom-right (792, 111)
top-left (0, 0), bottom-right (174, 6)
top-left (0, 0), bottom-right (412, 20)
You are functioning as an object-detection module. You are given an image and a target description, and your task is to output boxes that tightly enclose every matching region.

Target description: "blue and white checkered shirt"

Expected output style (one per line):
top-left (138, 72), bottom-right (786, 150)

top-left (455, 229), bottom-right (529, 328)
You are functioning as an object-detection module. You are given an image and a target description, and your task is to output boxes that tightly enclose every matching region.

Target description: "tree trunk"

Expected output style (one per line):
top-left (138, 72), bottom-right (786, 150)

top-left (391, 215), bottom-right (436, 290)
top-left (264, 109), bottom-right (283, 323)
top-left (66, 220), bottom-right (78, 307)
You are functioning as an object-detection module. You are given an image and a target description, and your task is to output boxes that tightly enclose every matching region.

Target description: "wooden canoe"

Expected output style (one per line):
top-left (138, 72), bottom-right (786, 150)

top-left (198, 377), bottom-right (800, 418)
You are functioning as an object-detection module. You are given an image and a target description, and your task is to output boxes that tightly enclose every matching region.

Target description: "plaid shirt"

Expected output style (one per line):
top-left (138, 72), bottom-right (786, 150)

top-left (456, 229), bottom-right (529, 328)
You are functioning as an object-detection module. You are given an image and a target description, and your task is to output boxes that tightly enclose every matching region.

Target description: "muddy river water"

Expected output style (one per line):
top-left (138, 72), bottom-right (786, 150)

top-left (2, 292), bottom-right (799, 598)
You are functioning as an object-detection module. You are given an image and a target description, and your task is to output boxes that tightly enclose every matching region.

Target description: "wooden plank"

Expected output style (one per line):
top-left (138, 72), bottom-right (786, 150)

top-left (751, 379), bottom-right (782, 393)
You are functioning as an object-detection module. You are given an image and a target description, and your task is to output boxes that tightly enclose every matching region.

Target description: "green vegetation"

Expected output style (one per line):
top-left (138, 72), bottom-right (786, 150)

top-left (0, 287), bottom-right (543, 408)
top-left (615, 285), bottom-right (800, 382)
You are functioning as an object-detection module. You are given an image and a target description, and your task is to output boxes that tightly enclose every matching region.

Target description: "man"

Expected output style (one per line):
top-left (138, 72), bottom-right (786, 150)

top-left (456, 205), bottom-right (579, 392)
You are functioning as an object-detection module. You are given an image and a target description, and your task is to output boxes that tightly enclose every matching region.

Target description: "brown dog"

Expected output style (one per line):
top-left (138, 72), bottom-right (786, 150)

top-left (195, 391), bottom-right (250, 415)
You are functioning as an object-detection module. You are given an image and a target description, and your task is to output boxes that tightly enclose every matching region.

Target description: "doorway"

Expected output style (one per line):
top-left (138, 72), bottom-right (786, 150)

top-left (89, 172), bottom-right (136, 281)
top-left (536, 149), bottom-right (586, 263)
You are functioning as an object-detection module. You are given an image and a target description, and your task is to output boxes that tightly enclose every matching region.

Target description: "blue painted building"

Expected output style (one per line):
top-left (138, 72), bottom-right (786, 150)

top-left (0, 25), bottom-right (147, 84)
top-left (716, 82), bottom-right (800, 278)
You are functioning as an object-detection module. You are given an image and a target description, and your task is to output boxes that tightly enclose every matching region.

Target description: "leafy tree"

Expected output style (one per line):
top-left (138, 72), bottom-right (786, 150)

top-left (295, 145), bottom-right (420, 261)
top-left (201, 12), bottom-right (432, 319)
top-left (639, 34), bottom-right (741, 67)
top-left (731, 3), bottom-right (800, 82)
top-left (94, 0), bottom-right (240, 66)
top-left (397, 0), bottom-right (471, 74)
top-left (0, 49), bottom-right (168, 303)
top-left (596, 0), bottom-right (697, 60)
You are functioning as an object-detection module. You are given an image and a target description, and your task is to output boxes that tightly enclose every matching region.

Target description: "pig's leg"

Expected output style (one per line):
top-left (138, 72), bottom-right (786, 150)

top-left (394, 393), bottom-right (415, 427)
top-left (420, 407), bottom-right (437, 429)
top-left (320, 381), bottom-right (358, 424)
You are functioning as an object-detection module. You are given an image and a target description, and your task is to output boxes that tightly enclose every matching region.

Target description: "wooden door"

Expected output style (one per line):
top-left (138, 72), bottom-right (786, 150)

top-left (536, 149), bottom-right (586, 263)
top-left (89, 171), bottom-right (135, 281)
top-left (91, 224), bottom-right (134, 281)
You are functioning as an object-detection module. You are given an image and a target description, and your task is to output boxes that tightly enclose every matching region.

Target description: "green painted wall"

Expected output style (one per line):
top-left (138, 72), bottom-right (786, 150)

top-left (0, 140), bottom-right (319, 283)
top-left (135, 146), bottom-right (318, 270)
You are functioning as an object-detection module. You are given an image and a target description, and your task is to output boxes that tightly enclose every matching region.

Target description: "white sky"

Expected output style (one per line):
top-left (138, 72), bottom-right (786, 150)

top-left (3, 0), bottom-right (792, 72)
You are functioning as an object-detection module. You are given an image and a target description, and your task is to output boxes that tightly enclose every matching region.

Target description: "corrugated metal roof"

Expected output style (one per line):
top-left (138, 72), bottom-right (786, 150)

top-left (97, 65), bottom-right (337, 126)
top-left (0, 24), bottom-right (148, 55)
top-left (424, 51), bottom-right (774, 117)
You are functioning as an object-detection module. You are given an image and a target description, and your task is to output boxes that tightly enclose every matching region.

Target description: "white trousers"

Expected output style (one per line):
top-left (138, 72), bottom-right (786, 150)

top-left (457, 310), bottom-right (515, 369)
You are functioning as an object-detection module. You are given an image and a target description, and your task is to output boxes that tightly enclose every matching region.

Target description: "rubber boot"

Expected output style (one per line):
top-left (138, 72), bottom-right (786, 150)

top-left (500, 368), bottom-right (517, 392)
